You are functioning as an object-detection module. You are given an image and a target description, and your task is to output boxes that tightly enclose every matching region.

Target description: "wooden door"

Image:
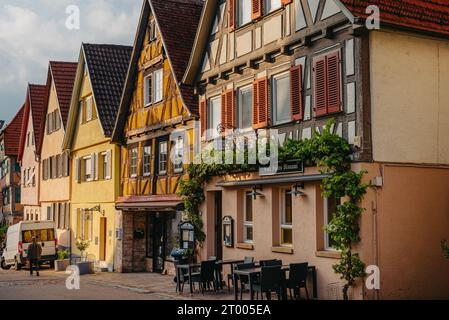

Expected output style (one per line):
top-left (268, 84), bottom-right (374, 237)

top-left (99, 217), bottom-right (107, 261)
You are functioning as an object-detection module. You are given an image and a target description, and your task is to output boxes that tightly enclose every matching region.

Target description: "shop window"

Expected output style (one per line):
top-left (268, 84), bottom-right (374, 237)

top-left (244, 191), bottom-right (254, 243)
top-left (280, 189), bottom-right (293, 246)
top-left (324, 197), bottom-right (341, 251)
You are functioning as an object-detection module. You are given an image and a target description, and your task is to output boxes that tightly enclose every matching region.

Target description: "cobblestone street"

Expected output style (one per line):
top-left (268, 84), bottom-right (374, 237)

top-left (0, 267), bottom-right (236, 300)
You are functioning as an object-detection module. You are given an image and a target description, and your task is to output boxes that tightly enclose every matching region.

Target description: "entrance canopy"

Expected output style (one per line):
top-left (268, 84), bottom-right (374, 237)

top-left (216, 174), bottom-right (331, 188)
top-left (116, 195), bottom-right (184, 212)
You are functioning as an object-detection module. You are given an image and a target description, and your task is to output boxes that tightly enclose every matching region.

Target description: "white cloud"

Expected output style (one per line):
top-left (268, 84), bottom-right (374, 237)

top-left (0, 0), bottom-right (140, 122)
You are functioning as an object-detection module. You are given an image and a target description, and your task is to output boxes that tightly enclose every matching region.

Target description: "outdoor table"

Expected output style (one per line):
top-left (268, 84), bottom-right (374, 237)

top-left (233, 266), bottom-right (318, 300)
top-left (175, 263), bottom-right (200, 294)
top-left (215, 259), bottom-right (244, 290)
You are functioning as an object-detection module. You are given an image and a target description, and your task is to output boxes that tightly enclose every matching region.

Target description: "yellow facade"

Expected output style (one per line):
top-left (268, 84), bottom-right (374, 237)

top-left (69, 71), bottom-right (120, 269)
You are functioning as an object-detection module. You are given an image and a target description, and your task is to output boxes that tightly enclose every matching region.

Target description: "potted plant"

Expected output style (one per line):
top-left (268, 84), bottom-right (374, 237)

top-left (75, 238), bottom-right (94, 275)
top-left (170, 248), bottom-right (194, 265)
top-left (54, 249), bottom-right (70, 272)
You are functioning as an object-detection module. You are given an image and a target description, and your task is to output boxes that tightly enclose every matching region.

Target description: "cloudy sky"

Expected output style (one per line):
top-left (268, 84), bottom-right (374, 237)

top-left (0, 0), bottom-right (141, 125)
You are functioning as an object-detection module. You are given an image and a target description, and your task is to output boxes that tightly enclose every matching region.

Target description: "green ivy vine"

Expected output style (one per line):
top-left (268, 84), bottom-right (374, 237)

top-left (178, 120), bottom-right (369, 300)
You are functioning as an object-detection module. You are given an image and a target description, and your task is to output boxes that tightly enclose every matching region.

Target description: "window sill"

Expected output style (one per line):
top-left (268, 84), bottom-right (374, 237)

top-left (236, 243), bottom-right (254, 251)
top-left (316, 250), bottom-right (341, 260)
top-left (271, 246), bottom-right (294, 254)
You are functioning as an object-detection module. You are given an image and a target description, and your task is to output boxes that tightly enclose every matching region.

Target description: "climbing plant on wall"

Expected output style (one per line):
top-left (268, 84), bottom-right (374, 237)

top-left (178, 120), bottom-right (369, 300)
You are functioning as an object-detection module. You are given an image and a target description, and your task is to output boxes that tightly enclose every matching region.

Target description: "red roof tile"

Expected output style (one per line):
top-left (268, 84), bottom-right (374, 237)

top-left (3, 105), bottom-right (25, 157)
top-left (49, 61), bottom-right (78, 127)
top-left (18, 84), bottom-right (47, 161)
top-left (151, 0), bottom-right (204, 115)
top-left (341, 0), bottom-right (449, 36)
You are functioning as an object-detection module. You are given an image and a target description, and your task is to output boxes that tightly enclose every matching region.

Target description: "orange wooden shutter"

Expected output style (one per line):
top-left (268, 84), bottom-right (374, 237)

top-left (229, 0), bottom-right (235, 31)
top-left (252, 80), bottom-right (259, 129)
top-left (254, 77), bottom-right (269, 129)
top-left (326, 51), bottom-right (341, 114)
top-left (313, 56), bottom-right (327, 117)
top-left (199, 99), bottom-right (207, 138)
top-left (224, 89), bottom-right (235, 129)
top-left (221, 92), bottom-right (227, 133)
top-left (290, 64), bottom-right (303, 121)
top-left (281, 0), bottom-right (293, 5)
top-left (251, 0), bottom-right (263, 20)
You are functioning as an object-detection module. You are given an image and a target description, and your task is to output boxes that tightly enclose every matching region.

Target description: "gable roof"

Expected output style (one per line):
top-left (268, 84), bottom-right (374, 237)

top-left (18, 84), bottom-right (47, 161)
top-left (63, 43), bottom-right (132, 150)
top-left (83, 43), bottom-right (133, 137)
top-left (112, 0), bottom-right (204, 143)
top-left (37, 61), bottom-right (77, 156)
top-left (340, 0), bottom-right (449, 36)
top-left (2, 105), bottom-right (25, 157)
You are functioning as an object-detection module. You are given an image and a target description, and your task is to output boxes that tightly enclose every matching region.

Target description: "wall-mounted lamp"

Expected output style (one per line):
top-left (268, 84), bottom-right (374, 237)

top-left (85, 205), bottom-right (101, 213)
top-left (288, 183), bottom-right (306, 197)
top-left (249, 186), bottom-right (264, 200)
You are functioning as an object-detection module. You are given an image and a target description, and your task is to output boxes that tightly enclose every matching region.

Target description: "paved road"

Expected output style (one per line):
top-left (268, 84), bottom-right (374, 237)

top-left (0, 267), bottom-right (168, 300)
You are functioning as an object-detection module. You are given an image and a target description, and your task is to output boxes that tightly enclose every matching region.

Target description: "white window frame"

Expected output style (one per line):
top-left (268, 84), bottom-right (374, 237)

top-left (173, 137), bottom-right (184, 174)
top-left (130, 147), bottom-right (138, 178)
top-left (243, 191), bottom-right (254, 244)
top-left (265, 0), bottom-right (282, 14)
top-left (237, 0), bottom-right (252, 27)
top-left (143, 145), bottom-right (152, 177)
top-left (208, 96), bottom-right (221, 140)
top-left (158, 141), bottom-right (168, 175)
top-left (144, 74), bottom-right (153, 106)
top-left (154, 69), bottom-right (163, 103)
top-left (84, 156), bottom-right (93, 182)
top-left (280, 189), bottom-right (293, 246)
top-left (100, 152), bottom-right (108, 180)
top-left (85, 96), bottom-right (93, 122)
top-left (237, 85), bottom-right (253, 131)
top-left (324, 197), bottom-right (339, 251)
top-left (272, 72), bottom-right (291, 126)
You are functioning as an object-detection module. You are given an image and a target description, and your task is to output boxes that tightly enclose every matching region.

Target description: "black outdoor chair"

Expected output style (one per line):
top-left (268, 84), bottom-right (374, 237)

top-left (227, 257), bottom-right (254, 291)
top-left (234, 262), bottom-right (256, 300)
top-left (286, 263), bottom-right (310, 300)
top-left (189, 260), bottom-right (218, 294)
top-left (253, 266), bottom-right (283, 300)
top-left (260, 259), bottom-right (282, 267)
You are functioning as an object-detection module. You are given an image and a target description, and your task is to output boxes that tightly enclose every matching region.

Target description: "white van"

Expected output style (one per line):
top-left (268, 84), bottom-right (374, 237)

top-left (1, 221), bottom-right (57, 270)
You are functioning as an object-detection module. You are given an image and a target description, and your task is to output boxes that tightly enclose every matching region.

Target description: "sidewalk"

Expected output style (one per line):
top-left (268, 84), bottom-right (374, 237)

top-left (75, 272), bottom-right (237, 301)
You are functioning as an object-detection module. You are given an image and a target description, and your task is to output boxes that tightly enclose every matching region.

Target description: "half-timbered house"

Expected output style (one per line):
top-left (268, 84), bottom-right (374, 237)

top-left (111, 0), bottom-right (204, 274)
top-left (184, 0), bottom-right (449, 299)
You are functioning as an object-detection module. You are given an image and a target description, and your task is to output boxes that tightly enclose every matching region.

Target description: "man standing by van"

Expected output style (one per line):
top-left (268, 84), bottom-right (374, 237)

top-left (28, 237), bottom-right (42, 276)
